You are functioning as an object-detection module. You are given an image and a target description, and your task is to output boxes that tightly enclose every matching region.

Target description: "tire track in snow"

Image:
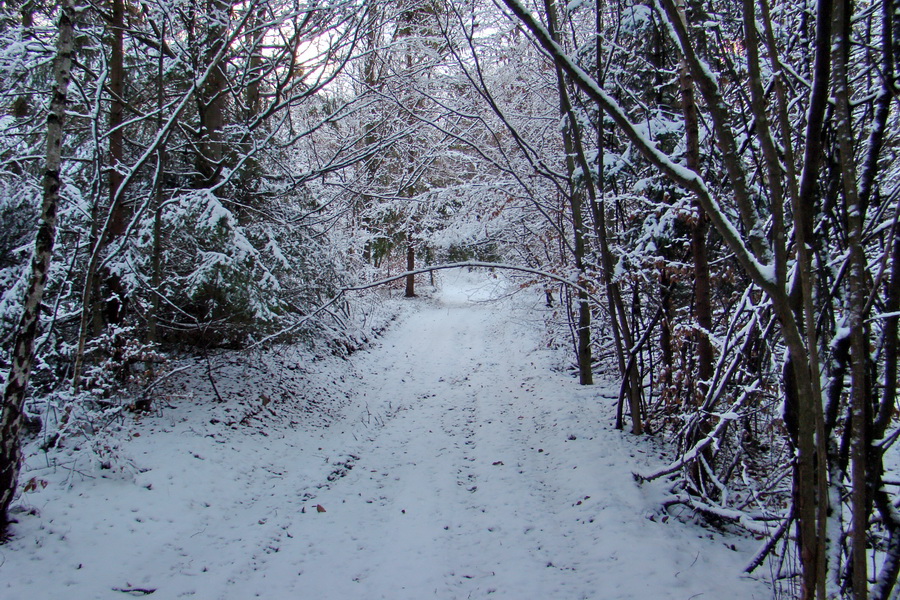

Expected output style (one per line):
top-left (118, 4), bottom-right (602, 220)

top-left (201, 272), bottom-right (769, 600)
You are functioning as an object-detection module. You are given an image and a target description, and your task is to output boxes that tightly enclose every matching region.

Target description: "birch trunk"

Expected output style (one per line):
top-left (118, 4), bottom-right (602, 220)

top-left (0, 1), bottom-right (76, 533)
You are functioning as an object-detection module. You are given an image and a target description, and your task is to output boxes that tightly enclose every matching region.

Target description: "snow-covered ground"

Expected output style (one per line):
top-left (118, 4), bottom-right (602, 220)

top-left (1, 271), bottom-right (771, 599)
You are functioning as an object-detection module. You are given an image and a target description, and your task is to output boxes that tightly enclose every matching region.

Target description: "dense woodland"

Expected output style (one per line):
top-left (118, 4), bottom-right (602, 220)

top-left (0, 0), bottom-right (898, 597)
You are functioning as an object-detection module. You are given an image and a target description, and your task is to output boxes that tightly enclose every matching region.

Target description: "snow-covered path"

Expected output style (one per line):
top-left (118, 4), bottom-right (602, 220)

top-left (2, 272), bottom-right (769, 599)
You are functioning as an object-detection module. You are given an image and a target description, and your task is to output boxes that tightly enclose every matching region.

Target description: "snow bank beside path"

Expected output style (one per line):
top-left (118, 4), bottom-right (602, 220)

top-left (1, 269), bottom-right (770, 599)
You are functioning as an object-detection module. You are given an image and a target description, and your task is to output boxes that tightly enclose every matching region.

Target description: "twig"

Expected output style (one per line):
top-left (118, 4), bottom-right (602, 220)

top-left (112, 587), bottom-right (157, 595)
top-left (745, 508), bottom-right (794, 574)
top-left (205, 353), bottom-right (224, 403)
top-left (661, 493), bottom-right (775, 535)
top-left (141, 364), bottom-right (193, 394)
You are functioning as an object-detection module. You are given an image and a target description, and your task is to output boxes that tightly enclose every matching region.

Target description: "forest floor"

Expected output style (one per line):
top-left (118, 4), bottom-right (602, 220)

top-left (1, 271), bottom-right (771, 599)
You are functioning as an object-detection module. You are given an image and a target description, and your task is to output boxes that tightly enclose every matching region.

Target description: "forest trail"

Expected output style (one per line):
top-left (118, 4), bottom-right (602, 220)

top-left (2, 272), bottom-right (769, 600)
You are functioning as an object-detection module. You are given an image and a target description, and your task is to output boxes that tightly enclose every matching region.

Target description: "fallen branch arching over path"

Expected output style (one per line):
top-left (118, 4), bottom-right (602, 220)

top-left (342, 261), bottom-right (601, 300)
top-left (251, 261), bottom-right (606, 349)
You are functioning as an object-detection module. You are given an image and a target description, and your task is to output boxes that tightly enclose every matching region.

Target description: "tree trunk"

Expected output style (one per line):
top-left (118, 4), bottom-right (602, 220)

top-left (196, 0), bottom-right (229, 188)
top-left (405, 239), bottom-right (416, 297)
top-left (768, 0), bottom-right (834, 593)
top-left (545, 0), bottom-right (593, 385)
top-left (0, 0), bottom-right (76, 533)
top-left (104, 0), bottom-right (127, 326)
top-left (659, 268), bottom-right (674, 392)
top-left (674, 0), bottom-right (715, 489)
top-left (71, 0), bottom-right (129, 390)
top-left (833, 0), bottom-right (869, 595)
top-left (677, 0), bottom-right (714, 404)
top-left (147, 16), bottom-right (167, 349)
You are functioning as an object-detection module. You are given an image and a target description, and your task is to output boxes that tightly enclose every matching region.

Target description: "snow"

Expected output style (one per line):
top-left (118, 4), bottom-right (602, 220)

top-left (1, 271), bottom-right (769, 599)
top-left (620, 4), bottom-right (654, 33)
